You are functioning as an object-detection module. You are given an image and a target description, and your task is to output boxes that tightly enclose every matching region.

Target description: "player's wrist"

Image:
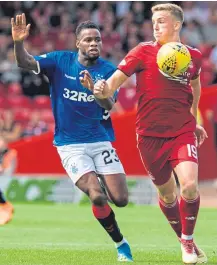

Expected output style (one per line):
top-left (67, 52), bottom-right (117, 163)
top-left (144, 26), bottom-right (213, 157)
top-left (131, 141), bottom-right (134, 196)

top-left (95, 95), bottom-right (106, 100)
top-left (14, 40), bottom-right (24, 45)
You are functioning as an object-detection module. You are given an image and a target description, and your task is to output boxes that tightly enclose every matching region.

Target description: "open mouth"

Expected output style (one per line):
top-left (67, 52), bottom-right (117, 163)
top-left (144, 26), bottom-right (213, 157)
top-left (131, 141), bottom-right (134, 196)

top-left (89, 49), bottom-right (99, 54)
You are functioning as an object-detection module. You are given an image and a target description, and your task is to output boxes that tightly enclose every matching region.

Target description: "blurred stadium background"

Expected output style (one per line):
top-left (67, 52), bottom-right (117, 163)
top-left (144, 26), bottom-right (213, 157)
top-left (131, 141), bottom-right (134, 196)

top-left (0, 2), bottom-right (216, 264)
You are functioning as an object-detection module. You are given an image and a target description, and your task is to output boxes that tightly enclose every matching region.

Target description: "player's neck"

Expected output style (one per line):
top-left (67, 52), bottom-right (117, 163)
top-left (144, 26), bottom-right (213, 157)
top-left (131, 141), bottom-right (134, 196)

top-left (159, 35), bottom-right (181, 45)
top-left (78, 55), bottom-right (97, 67)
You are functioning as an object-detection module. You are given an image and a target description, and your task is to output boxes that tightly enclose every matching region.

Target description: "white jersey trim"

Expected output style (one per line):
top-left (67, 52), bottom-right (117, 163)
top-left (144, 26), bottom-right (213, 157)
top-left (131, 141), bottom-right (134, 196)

top-left (32, 61), bottom-right (41, 75)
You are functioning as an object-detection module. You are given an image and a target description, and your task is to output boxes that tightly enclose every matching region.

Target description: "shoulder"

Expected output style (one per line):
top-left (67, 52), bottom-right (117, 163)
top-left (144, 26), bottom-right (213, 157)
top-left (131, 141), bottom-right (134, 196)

top-left (186, 45), bottom-right (202, 59)
top-left (140, 41), bottom-right (156, 47)
top-left (186, 46), bottom-right (202, 73)
top-left (43, 50), bottom-right (77, 60)
top-left (186, 46), bottom-right (202, 69)
top-left (128, 41), bottom-right (155, 56)
top-left (97, 57), bottom-right (117, 71)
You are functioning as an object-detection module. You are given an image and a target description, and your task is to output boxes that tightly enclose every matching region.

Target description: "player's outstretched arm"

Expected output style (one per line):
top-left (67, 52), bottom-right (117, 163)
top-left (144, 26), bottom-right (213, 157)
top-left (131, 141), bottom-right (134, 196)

top-left (11, 13), bottom-right (38, 72)
top-left (80, 70), bottom-right (115, 110)
top-left (94, 70), bottom-right (128, 99)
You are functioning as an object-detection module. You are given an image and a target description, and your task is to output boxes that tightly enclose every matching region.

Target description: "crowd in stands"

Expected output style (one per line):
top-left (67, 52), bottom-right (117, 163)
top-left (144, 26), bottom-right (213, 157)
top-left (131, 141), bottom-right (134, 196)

top-left (1, 1), bottom-right (217, 142)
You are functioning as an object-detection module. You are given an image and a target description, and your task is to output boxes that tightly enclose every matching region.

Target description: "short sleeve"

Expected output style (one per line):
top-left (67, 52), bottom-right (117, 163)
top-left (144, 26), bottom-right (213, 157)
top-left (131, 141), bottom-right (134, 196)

top-left (33, 52), bottom-right (58, 78)
top-left (118, 44), bottom-right (145, 76)
top-left (191, 49), bottom-right (202, 80)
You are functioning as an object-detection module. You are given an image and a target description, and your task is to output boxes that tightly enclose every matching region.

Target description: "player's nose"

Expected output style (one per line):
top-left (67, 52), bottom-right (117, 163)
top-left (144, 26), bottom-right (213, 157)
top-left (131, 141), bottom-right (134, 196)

top-left (153, 23), bottom-right (159, 31)
top-left (90, 38), bottom-right (99, 45)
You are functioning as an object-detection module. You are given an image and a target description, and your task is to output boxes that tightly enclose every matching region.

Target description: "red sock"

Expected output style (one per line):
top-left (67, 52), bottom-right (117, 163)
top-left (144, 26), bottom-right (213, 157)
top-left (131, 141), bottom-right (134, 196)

top-left (92, 204), bottom-right (123, 243)
top-left (159, 197), bottom-right (182, 238)
top-left (92, 204), bottom-right (111, 219)
top-left (180, 195), bottom-right (200, 236)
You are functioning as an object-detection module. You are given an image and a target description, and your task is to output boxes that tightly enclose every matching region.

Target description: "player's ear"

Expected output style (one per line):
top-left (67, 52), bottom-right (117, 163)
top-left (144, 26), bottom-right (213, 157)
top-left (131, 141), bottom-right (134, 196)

top-left (174, 20), bottom-right (181, 32)
top-left (76, 39), bottom-right (80, 49)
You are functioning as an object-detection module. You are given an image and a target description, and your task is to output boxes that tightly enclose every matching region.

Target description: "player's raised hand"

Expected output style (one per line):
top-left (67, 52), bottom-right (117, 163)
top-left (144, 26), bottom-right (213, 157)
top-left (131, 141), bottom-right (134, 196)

top-left (11, 13), bottom-right (31, 42)
top-left (79, 70), bottom-right (94, 90)
top-left (195, 124), bottom-right (208, 147)
top-left (93, 80), bottom-right (110, 99)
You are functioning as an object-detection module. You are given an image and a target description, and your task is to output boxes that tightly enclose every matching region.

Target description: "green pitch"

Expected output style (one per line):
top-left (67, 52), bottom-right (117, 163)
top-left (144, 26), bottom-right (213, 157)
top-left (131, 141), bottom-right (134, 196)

top-left (0, 204), bottom-right (216, 265)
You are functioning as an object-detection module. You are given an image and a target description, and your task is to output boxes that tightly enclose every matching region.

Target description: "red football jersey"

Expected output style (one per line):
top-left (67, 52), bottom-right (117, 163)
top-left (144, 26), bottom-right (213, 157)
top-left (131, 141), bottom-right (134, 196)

top-left (118, 41), bottom-right (202, 138)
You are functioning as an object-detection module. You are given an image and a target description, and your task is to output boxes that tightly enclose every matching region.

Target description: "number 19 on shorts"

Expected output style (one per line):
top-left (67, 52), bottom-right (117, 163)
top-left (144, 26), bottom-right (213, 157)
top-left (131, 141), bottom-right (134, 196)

top-left (187, 144), bottom-right (198, 159)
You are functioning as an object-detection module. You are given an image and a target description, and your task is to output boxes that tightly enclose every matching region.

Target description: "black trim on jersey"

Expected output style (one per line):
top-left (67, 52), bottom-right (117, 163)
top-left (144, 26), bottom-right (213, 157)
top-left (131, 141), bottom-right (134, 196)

top-left (117, 68), bottom-right (131, 77)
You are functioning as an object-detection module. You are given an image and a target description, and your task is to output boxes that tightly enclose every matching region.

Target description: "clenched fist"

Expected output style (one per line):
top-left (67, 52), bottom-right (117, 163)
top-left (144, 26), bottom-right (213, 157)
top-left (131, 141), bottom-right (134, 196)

top-left (93, 80), bottom-right (110, 99)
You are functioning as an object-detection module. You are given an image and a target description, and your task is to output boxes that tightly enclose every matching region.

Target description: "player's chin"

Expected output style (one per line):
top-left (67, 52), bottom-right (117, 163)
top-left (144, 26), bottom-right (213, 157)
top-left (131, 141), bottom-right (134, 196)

top-left (88, 55), bottom-right (99, 61)
top-left (154, 36), bottom-right (163, 43)
top-left (88, 52), bottom-right (100, 60)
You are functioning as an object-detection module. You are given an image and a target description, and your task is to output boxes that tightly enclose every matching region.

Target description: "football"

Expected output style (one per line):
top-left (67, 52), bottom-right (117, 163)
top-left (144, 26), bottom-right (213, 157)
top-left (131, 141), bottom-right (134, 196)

top-left (157, 42), bottom-right (191, 76)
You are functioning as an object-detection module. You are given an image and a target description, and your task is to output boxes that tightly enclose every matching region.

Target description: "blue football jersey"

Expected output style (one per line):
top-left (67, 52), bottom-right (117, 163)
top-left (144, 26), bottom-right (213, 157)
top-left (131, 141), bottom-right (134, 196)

top-left (100, 90), bottom-right (119, 142)
top-left (34, 51), bottom-right (116, 146)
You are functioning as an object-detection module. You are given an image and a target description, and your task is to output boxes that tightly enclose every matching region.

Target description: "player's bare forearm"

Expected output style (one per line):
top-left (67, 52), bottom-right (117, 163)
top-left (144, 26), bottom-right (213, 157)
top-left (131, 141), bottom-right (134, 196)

top-left (191, 98), bottom-right (198, 120)
top-left (107, 70), bottom-right (128, 95)
top-left (190, 76), bottom-right (201, 121)
top-left (94, 97), bottom-right (114, 110)
top-left (14, 41), bottom-right (37, 71)
top-left (94, 70), bottom-right (128, 99)
top-left (11, 14), bottom-right (37, 70)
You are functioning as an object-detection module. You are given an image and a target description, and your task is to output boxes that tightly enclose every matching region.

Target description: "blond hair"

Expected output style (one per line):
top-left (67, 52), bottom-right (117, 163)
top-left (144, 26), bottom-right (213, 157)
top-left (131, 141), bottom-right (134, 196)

top-left (151, 3), bottom-right (184, 24)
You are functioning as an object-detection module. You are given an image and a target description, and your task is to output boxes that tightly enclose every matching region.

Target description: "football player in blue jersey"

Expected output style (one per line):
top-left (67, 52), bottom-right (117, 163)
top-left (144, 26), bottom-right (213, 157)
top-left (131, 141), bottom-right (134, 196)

top-left (12, 14), bottom-right (132, 262)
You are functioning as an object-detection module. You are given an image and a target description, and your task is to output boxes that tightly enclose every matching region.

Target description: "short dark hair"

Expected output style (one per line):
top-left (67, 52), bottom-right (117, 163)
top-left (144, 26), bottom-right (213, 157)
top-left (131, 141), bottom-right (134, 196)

top-left (76, 21), bottom-right (100, 38)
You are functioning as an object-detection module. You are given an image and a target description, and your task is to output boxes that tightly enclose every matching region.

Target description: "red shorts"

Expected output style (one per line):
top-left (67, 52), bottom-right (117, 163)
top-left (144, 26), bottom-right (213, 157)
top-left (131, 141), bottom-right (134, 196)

top-left (137, 132), bottom-right (198, 186)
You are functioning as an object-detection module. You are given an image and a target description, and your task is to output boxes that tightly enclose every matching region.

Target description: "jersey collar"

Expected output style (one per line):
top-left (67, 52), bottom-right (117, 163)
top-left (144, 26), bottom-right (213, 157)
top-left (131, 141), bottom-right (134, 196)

top-left (75, 53), bottom-right (100, 69)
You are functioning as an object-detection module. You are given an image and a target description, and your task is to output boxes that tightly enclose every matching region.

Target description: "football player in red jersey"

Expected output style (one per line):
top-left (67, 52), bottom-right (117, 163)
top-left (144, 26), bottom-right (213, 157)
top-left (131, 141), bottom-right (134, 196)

top-left (91, 3), bottom-right (208, 264)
